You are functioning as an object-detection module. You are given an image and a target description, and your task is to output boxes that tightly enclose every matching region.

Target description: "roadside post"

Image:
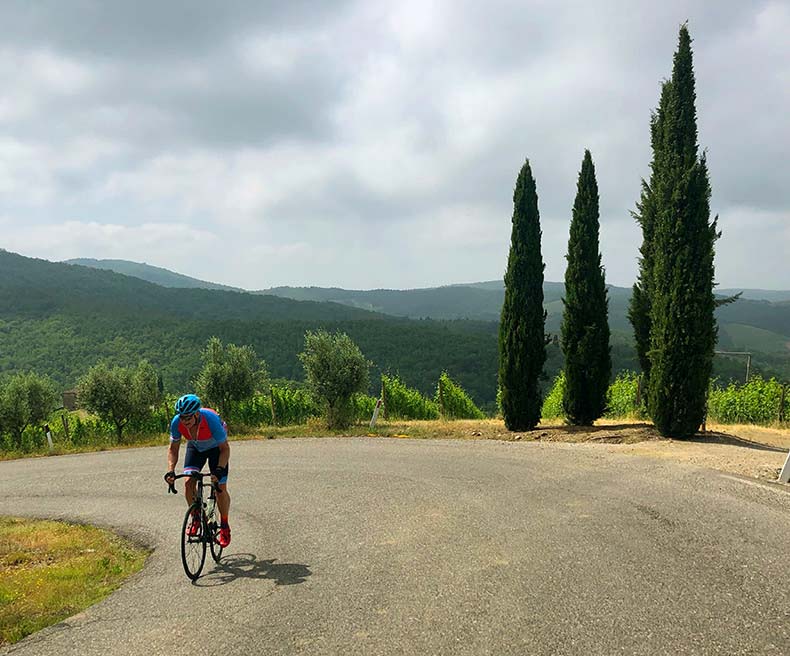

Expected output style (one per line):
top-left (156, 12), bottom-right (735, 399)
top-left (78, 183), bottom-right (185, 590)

top-left (44, 424), bottom-right (54, 452)
top-left (370, 398), bottom-right (382, 429)
top-left (779, 386), bottom-right (788, 484)
top-left (779, 451), bottom-right (790, 484)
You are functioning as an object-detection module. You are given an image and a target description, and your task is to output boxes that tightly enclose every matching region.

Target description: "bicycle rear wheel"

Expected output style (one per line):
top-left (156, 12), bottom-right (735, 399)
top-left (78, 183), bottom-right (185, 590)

top-left (181, 503), bottom-right (206, 580)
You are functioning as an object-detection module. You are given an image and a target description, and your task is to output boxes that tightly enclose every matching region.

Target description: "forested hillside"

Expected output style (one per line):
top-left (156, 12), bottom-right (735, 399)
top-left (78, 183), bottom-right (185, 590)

top-left (69, 257), bottom-right (790, 343)
top-left (1, 250), bottom-right (787, 407)
top-left (262, 281), bottom-right (790, 338)
top-left (1, 251), bottom-right (378, 322)
top-left (64, 258), bottom-right (243, 291)
top-left (0, 251), bottom-right (502, 405)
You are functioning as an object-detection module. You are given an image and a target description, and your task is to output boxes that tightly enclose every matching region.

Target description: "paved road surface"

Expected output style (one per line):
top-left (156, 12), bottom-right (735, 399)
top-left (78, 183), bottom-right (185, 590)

top-left (1, 437), bottom-right (788, 655)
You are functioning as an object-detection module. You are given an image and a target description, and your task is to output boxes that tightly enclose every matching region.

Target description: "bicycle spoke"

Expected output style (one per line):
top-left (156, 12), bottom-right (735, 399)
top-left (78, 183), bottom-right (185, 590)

top-left (181, 504), bottom-right (206, 580)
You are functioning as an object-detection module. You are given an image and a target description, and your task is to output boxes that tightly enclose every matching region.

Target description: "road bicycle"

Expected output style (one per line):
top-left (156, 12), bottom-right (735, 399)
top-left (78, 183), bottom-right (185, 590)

top-left (167, 472), bottom-right (223, 580)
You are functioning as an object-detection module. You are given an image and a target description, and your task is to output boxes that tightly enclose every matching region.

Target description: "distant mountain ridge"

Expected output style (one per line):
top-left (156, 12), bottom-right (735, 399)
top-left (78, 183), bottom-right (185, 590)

top-left (67, 258), bottom-right (790, 306)
top-left (62, 257), bottom-right (790, 351)
top-left (2, 251), bottom-right (376, 323)
top-left (64, 258), bottom-right (243, 292)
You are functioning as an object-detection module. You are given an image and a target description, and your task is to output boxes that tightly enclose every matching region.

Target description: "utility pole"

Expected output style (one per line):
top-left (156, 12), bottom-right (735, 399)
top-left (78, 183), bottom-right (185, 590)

top-left (714, 351), bottom-right (752, 383)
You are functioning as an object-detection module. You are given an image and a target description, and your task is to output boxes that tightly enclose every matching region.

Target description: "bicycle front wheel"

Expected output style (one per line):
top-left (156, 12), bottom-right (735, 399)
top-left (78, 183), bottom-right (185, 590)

top-left (209, 519), bottom-right (223, 563)
top-left (205, 499), bottom-right (223, 563)
top-left (181, 503), bottom-right (206, 580)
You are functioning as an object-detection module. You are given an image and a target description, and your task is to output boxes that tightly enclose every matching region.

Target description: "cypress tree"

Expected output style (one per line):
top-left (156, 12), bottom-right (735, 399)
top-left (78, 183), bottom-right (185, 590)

top-left (561, 150), bottom-right (611, 425)
top-left (499, 159), bottom-right (546, 431)
top-left (647, 24), bottom-right (719, 438)
top-left (628, 81), bottom-right (672, 386)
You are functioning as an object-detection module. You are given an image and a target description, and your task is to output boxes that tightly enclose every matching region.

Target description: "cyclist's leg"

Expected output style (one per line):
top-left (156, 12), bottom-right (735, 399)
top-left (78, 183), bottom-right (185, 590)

top-left (208, 448), bottom-right (231, 546)
top-left (183, 443), bottom-right (208, 506)
top-left (207, 448), bottom-right (230, 517)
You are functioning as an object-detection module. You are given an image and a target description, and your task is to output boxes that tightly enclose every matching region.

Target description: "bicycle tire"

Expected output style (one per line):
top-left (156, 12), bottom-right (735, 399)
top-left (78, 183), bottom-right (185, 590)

top-left (181, 503), bottom-right (206, 580)
top-left (209, 517), bottom-right (223, 563)
top-left (205, 491), bottom-right (223, 563)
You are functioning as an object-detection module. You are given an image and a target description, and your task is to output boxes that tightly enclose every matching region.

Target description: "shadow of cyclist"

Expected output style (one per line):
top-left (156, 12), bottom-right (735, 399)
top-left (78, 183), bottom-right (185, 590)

top-left (196, 553), bottom-right (312, 587)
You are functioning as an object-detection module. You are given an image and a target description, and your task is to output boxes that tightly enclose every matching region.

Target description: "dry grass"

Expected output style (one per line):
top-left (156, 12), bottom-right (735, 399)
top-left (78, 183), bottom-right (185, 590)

top-left (0, 517), bottom-right (149, 645)
top-left (254, 417), bottom-right (663, 444)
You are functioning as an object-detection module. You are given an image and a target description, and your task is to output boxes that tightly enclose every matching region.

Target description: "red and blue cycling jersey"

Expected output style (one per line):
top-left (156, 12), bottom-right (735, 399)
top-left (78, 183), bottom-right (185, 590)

top-left (169, 408), bottom-right (227, 452)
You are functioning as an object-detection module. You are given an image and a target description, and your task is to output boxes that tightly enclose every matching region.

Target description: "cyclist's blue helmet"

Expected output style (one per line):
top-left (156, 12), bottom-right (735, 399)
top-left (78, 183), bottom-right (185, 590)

top-left (175, 394), bottom-right (201, 417)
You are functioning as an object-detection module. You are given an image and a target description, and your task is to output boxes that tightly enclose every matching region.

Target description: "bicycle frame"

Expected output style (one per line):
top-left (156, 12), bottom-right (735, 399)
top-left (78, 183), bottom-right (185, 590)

top-left (168, 472), bottom-right (223, 579)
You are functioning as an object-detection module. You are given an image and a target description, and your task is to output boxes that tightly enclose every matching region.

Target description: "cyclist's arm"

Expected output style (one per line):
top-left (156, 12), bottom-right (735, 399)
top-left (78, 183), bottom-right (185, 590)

top-left (218, 440), bottom-right (230, 469)
top-left (167, 414), bottom-right (183, 474)
top-left (167, 440), bottom-right (180, 473)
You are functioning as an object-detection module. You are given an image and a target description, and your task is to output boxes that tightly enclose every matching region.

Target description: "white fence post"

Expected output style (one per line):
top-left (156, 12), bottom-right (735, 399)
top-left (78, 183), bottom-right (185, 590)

top-left (369, 398), bottom-right (382, 429)
top-left (779, 450), bottom-right (790, 484)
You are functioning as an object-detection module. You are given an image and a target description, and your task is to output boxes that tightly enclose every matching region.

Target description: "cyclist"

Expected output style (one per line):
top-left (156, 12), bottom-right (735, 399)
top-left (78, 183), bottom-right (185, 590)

top-left (164, 394), bottom-right (232, 547)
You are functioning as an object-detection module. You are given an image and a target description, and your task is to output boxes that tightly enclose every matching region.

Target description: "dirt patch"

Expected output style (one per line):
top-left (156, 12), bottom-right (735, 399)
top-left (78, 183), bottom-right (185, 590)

top-left (509, 422), bottom-right (661, 445)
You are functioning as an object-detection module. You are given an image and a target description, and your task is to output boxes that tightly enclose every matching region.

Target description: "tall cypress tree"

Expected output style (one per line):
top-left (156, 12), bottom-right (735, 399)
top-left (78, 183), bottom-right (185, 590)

top-left (561, 150), bottom-right (611, 425)
top-left (628, 81), bottom-right (672, 386)
top-left (499, 159), bottom-right (546, 431)
top-left (647, 24), bottom-right (719, 438)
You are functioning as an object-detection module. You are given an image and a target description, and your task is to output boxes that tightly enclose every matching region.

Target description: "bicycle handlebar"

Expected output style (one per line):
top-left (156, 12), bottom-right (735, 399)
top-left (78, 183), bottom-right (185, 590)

top-left (166, 472), bottom-right (222, 495)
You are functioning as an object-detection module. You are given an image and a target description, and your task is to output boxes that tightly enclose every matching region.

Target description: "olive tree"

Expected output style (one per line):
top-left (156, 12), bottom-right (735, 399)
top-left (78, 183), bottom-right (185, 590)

top-left (194, 337), bottom-right (266, 421)
top-left (78, 360), bottom-right (160, 442)
top-left (0, 373), bottom-right (58, 448)
top-left (299, 330), bottom-right (370, 429)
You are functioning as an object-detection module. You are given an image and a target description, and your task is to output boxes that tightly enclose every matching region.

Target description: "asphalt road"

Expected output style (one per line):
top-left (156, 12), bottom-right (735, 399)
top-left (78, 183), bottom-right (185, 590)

top-left (1, 437), bottom-right (789, 655)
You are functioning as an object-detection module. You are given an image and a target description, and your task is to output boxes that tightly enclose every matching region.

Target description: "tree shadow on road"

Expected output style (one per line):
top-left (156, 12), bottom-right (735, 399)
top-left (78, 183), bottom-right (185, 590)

top-left (537, 423), bottom-right (653, 433)
top-left (196, 553), bottom-right (312, 587)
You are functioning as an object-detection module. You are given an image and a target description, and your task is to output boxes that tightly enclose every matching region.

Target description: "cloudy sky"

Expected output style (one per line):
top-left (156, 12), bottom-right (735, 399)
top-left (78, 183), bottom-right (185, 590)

top-left (0, 0), bottom-right (787, 290)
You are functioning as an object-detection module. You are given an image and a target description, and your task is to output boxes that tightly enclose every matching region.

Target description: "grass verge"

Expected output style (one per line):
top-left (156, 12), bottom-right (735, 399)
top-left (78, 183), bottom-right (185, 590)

top-left (3, 419), bottom-right (788, 459)
top-left (0, 517), bottom-right (149, 646)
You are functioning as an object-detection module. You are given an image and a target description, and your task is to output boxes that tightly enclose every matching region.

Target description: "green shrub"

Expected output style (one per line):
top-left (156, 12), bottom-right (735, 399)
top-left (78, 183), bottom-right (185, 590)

top-left (381, 375), bottom-right (439, 420)
top-left (604, 371), bottom-right (646, 419)
top-left (270, 386), bottom-right (318, 426)
top-left (353, 394), bottom-right (378, 422)
top-left (707, 376), bottom-right (787, 424)
top-left (435, 372), bottom-right (484, 420)
top-left (235, 393), bottom-right (274, 426)
top-left (541, 371), bottom-right (566, 420)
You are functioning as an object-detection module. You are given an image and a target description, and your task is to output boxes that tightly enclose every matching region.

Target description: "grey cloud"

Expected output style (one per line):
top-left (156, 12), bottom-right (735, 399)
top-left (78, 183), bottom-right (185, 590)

top-left (0, 0), bottom-right (787, 288)
top-left (0, 1), bottom-right (351, 59)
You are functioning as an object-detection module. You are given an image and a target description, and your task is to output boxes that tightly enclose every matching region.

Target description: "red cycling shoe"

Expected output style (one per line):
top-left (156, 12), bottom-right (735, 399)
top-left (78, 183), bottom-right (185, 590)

top-left (218, 526), bottom-right (231, 548)
top-left (187, 512), bottom-right (201, 537)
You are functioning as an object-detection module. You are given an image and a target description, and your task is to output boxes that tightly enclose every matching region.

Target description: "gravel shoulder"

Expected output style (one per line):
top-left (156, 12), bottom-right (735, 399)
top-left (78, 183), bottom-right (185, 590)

top-left (512, 421), bottom-right (790, 483)
top-left (374, 419), bottom-right (790, 484)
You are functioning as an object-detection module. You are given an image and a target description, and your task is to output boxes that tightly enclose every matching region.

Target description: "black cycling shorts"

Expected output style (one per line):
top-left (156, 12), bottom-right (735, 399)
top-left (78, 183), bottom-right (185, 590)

top-left (183, 443), bottom-right (229, 484)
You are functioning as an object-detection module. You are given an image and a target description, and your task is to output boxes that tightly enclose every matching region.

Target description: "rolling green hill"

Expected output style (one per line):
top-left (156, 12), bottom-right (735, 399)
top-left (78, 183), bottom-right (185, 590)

top-left (68, 258), bottom-right (790, 342)
top-left (719, 324), bottom-right (789, 354)
top-left (2, 251), bottom-right (378, 323)
top-left (0, 251), bottom-right (501, 405)
top-left (260, 280), bottom-right (789, 344)
top-left (64, 258), bottom-right (243, 292)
